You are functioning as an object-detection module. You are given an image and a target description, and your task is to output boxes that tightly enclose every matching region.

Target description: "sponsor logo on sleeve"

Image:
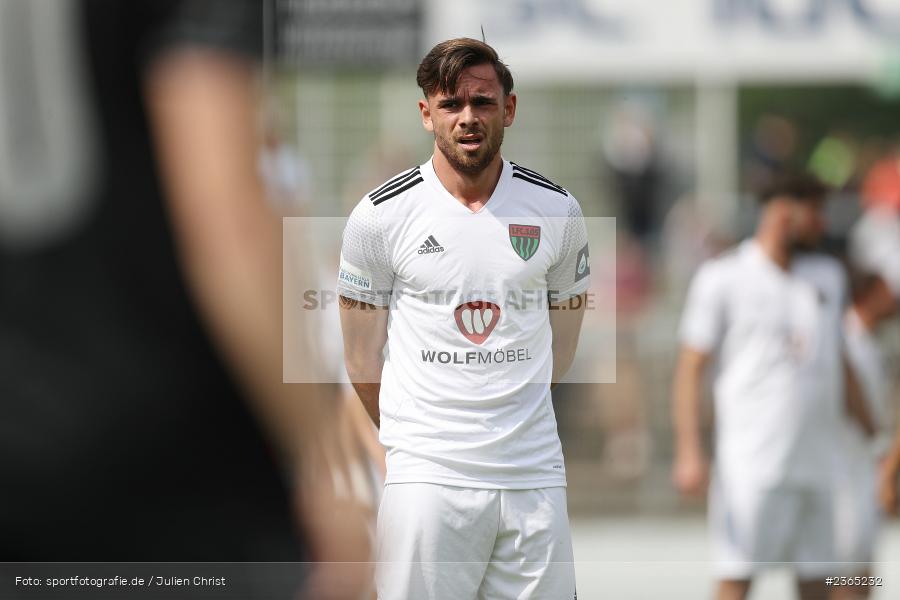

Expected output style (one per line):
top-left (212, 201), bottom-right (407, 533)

top-left (338, 255), bottom-right (372, 291)
top-left (574, 243), bottom-right (590, 282)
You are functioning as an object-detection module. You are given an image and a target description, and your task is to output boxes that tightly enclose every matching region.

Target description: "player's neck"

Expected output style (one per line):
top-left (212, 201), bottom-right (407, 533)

top-left (432, 149), bottom-right (503, 209)
top-left (753, 230), bottom-right (792, 270)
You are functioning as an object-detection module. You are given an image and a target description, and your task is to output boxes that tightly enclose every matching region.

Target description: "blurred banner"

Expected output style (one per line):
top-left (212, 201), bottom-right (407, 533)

top-left (273, 0), bottom-right (422, 68)
top-left (425, 0), bottom-right (900, 82)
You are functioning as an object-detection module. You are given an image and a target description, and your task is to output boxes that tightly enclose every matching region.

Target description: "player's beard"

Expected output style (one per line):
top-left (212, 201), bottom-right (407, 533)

top-left (435, 126), bottom-right (504, 176)
top-left (790, 239), bottom-right (819, 253)
top-left (788, 230), bottom-right (822, 252)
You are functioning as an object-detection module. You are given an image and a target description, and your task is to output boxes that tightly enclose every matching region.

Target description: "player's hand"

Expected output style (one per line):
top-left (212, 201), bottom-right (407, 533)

top-left (672, 449), bottom-right (709, 500)
top-left (299, 491), bottom-right (375, 600)
top-left (878, 458), bottom-right (899, 517)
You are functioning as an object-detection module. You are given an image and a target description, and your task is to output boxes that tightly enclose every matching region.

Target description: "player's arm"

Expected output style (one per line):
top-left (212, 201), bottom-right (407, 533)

top-left (546, 195), bottom-right (590, 387)
top-left (336, 198), bottom-right (393, 428)
top-left (340, 296), bottom-right (388, 427)
top-left (143, 7), bottom-right (382, 596)
top-left (672, 262), bottom-right (723, 499)
top-left (549, 293), bottom-right (587, 387)
top-left (671, 345), bottom-right (712, 499)
top-left (844, 354), bottom-right (877, 437)
top-left (146, 48), bottom-right (325, 463)
top-left (879, 424), bottom-right (900, 516)
top-left (146, 48), bottom-right (377, 596)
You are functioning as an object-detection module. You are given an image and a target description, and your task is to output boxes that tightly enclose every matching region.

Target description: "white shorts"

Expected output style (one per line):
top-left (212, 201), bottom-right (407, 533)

top-left (710, 478), bottom-right (834, 580)
top-left (375, 483), bottom-right (576, 600)
top-left (834, 457), bottom-right (881, 570)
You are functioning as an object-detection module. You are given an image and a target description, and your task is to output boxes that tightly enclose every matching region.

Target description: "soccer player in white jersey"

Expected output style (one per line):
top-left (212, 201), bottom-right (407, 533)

top-left (337, 39), bottom-right (589, 599)
top-left (672, 174), bottom-right (875, 600)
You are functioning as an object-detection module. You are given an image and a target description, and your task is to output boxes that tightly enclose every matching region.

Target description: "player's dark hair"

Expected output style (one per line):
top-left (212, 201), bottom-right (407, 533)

top-left (758, 171), bottom-right (829, 205)
top-left (417, 38), bottom-right (514, 98)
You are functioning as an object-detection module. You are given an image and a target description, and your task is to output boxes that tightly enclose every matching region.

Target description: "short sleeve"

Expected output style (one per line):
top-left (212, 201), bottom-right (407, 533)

top-left (679, 262), bottom-right (727, 353)
top-left (547, 195), bottom-right (591, 303)
top-left (337, 200), bottom-right (394, 307)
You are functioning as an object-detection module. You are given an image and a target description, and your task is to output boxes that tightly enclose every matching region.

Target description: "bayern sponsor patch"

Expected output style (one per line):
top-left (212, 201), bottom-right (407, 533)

top-left (338, 254), bottom-right (372, 291)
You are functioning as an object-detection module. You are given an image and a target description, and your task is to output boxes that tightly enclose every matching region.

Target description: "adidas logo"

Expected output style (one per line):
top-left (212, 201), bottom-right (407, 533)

top-left (417, 235), bottom-right (445, 255)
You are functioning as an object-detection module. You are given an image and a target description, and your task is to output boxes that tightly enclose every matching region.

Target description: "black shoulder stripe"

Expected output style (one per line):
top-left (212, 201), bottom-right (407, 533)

top-left (370, 168), bottom-right (421, 203)
top-left (511, 162), bottom-right (556, 184)
top-left (369, 167), bottom-right (419, 198)
top-left (513, 167), bottom-right (566, 193)
top-left (512, 172), bottom-right (568, 196)
top-left (510, 163), bottom-right (566, 192)
top-left (371, 176), bottom-right (424, 206)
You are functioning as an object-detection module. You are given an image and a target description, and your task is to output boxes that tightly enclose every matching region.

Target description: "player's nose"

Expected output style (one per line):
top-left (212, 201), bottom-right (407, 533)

top-left (458, 103), bottom-right (477, 127)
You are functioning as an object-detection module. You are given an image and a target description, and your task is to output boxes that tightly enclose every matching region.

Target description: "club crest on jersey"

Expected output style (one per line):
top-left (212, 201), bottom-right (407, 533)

top-left (509, 224), bottom-right (541, 261)
top-left (453, 301), bottom-right (501, 344)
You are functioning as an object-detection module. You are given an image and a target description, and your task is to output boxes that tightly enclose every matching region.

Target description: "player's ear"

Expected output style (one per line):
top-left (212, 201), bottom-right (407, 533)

top-left (419, 98), bottom-right (434, 133)
top-left (503, 92), bottom-right (517, 127)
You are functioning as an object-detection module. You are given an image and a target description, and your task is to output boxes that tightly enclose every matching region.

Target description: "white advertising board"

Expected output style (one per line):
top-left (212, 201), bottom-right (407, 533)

top-left (425, 0), bottom-right (900, 83)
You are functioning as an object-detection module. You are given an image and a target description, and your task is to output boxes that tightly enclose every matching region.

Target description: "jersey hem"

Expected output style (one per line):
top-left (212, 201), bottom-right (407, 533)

top-left (335, 285), bottom-right (391, 307)
top-left (548, 282), bottom-right (590, 303)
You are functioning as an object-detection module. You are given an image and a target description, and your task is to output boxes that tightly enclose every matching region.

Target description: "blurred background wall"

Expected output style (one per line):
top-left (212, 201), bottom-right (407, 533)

top-left (269, 0), bottom-right (900, 516)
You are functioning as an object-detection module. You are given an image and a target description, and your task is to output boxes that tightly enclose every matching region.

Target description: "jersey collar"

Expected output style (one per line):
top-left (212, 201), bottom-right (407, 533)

top-left (421, 156), bottom-right (512, 215)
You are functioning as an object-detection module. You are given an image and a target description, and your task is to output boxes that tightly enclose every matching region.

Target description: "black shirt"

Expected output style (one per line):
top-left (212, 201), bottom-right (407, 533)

top-left (0, 0), bottom-right (304, 563)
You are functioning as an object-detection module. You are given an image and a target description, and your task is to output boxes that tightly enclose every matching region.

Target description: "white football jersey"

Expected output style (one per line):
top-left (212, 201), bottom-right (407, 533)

top-left (337, 157), bottom-right (590, 489)
top-left (680, 240), bottom-right (847, 488)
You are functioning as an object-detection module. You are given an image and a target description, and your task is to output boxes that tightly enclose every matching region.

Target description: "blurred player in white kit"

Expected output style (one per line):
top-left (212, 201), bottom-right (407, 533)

top-left (672, 173), bottom-right (875, 600)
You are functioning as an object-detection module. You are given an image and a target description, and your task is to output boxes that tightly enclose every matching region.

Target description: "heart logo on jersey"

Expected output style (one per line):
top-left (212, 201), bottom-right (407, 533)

top-left (453, 301), bottom-right (501, 344)
top-left (509, 224), bottom-right (541, 261)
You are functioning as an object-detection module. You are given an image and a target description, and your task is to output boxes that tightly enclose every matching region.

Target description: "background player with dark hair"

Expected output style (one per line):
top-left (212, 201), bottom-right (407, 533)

top-left (672, 173), bottom-right (874, 600)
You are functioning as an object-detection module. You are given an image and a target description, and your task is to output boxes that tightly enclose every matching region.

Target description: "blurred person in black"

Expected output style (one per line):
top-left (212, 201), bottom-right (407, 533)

top-left (0, 0), bottom-right (372, 596)
top-left (602, 101), bottom-right (665, 249)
